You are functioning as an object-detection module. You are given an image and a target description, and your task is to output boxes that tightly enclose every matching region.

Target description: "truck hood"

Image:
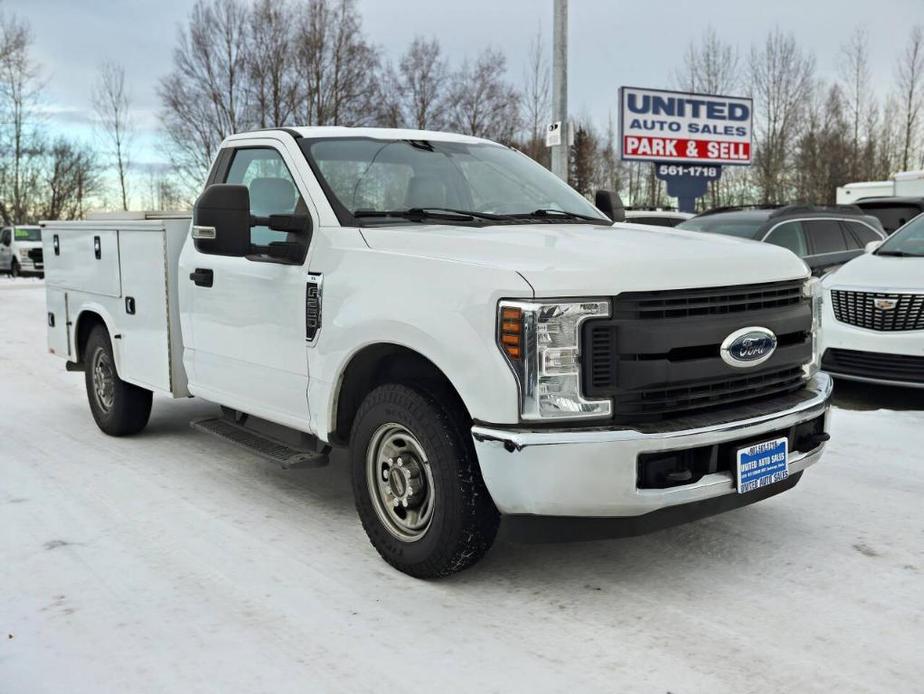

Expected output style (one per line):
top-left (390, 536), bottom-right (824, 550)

top-left (823, 252), bottom-right (924, 291)
top-left (359, 222), bottom-right (809, 295)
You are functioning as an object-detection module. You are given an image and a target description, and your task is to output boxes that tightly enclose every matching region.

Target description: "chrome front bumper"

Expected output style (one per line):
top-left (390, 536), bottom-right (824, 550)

top-left (472, 373), bottom-right (833, 517)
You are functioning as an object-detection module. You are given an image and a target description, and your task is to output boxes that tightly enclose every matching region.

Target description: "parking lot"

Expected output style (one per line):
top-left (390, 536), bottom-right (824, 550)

top-left (2, 277), bottom-right (923, 693)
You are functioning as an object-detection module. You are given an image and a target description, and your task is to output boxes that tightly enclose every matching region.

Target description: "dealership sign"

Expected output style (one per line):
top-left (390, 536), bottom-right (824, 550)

top-left (619, 86), bottom-right (753, 165)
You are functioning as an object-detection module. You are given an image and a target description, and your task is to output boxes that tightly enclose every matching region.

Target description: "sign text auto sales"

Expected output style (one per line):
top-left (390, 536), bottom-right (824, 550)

top-left (619, 87), bottom-right (753, 165)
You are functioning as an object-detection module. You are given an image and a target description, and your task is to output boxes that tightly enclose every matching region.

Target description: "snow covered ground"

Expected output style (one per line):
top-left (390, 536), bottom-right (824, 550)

top-left (2, 278), bottom-right (923, 693)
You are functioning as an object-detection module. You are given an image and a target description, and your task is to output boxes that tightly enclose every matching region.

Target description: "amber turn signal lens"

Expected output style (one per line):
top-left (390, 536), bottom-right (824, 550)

top-left (500, 307), bottom-right (523, 360)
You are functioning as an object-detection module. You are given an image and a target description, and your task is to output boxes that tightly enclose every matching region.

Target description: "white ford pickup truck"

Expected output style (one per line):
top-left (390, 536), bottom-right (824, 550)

top-left (43, 127), bottom-right (832, 578)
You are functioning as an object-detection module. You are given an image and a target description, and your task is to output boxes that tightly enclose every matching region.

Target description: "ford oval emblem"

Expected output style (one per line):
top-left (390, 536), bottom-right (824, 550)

top-left (720, 326), bottom-right (778, 368)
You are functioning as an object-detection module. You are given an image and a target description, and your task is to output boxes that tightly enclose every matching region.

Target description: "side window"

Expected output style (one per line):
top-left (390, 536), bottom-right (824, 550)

top-left (224, 148), bottom-right (306, 247)
top-left (804, 219), bottom-right (848, 254)
top-left (765, 221), bottom-right (807, 256)
top-left (843, 221), bottom-right (880, 246)
top-left (0, 228), bottom-right (9, 245)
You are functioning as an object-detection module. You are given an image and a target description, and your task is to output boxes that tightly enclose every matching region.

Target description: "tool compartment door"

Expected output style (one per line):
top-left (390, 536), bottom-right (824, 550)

top-left (117, 229), bottom-right (171, 392)
top-left (44, 228), bottom-right (121, 297)
top-left (45, 288), bottom-right (70, 358)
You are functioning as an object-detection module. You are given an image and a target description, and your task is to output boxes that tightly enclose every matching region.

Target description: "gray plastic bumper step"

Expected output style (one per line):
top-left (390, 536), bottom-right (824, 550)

top-left (191, 416), bottom-right (329, 469)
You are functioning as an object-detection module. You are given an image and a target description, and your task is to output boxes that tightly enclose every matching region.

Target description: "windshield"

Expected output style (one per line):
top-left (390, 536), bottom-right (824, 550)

top-left (676, 216), bottom-right (764, 239)
top-left (14, 227), bottom-right (41, 242)
top-left (876, 213), bottom-right (924, 257)
top-left (300, 138), bottom-right (608, 225)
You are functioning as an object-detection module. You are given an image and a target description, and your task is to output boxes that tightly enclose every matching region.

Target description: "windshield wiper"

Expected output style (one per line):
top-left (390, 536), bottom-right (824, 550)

top-left (510, 208), bottom-right (609, 223)
top-left (411, 207), bottom-right (510, 221)
top-left (353, 208), bottom-right (508, 223)
top-left (876, 250), bottom-right (921, 257)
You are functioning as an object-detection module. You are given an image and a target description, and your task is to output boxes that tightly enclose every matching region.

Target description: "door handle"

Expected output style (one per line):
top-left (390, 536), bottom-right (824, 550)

top-left (189, 268), bottom-right (214, 287)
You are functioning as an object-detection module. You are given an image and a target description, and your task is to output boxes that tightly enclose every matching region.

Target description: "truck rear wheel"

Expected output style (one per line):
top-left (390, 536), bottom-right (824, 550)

top-left (350, 384), bottom-right (500, 578)
top-left (84, 325), bottom-right (153, 436)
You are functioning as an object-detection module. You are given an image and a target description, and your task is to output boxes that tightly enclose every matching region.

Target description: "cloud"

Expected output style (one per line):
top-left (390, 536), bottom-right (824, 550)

top-left (38, 104), bottom-right (96, 127)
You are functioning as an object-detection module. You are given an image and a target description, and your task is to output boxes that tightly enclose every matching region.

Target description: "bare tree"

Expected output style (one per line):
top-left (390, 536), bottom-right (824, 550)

top-left (839, 27), bottom-right (873, 179)
top-left (872, 95), bottom-right (903, 179)
top-left (448, 48), bottom-right (520, 143)
top-left (521, 26), bottom-right (550, 165)
top-left (794, 82), bottom-right (851, 204)
top-left (673, 27), bottom-right (743, 208)
top-left (92, 62), bottom-right (133, 210)
top-left (40, 138), bottom-right (100, 220)
top-left (292, 0), bottom-right (381, 126)
top-left (158, 0), bottom-right (251, 182)
top-left (395, 36), bottom-right (449, 130)
top-left (247, 0), bottom-right (298, 128)
top-left (674, 26), bottom-right (740, 94)
top-left (749, 29), bottom-right (816, 203)
top-left (0, 11), bottom-right (43, 224)
top-left (142, 167), bottom-right (186, 211)
top-left (895, 25), bottom-right (924, 170)
top-left (596, 111), bottom-right (622, 193)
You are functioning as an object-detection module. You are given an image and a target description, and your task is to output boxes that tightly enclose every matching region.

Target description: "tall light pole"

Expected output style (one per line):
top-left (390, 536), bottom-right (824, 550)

top-left (550, 0), bottom-right (569, 181)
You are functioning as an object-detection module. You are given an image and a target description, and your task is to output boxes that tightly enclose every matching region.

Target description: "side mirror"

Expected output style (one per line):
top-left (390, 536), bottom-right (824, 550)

top-left (595, 190), bottom-right (625, 223)
top-left (865, 240), bottom-right (883, 253)
top-left (193, 184), bottom-right (252, 257)
top-left (257, 214), bottom-right (312, 235)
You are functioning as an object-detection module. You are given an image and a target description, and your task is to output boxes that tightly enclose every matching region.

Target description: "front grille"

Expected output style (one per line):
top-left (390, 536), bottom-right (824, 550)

top-left (28, 248), bottom-right (43, 263)
top-left (822, 348), bottom-right (924, 385)
top-left (612, 280), bottom-right (804, 320)
top-left (831, 290), bottom-right (924, 331)
top-left (616, 367), bottom-right (805, 419)
top-left (583, 281), bottom-right (813, 423)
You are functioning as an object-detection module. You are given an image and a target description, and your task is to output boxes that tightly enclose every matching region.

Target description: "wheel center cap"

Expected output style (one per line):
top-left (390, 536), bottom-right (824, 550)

top-left (387, 456), bottom-right (425, 508)
top-left (390, 468), bottom-right (408, 497)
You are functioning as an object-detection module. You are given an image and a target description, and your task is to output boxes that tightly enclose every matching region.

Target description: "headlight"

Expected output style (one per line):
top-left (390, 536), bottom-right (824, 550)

top-left (498, 299), bottom-right (611, 420)
top-left (803, 278), bottom-right (821, 378)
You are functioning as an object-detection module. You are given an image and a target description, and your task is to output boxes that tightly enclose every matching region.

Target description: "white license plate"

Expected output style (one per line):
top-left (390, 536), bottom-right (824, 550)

top-left (736, 437), bottom-right (788, 494)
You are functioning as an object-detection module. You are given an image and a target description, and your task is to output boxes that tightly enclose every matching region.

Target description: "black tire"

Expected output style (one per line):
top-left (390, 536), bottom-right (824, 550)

top-left (84, 325), bottom-right (153, 436)
top-left (350, 383), bottom-right (500, 578)
top-left (10, 259), bottom-right (19, 278)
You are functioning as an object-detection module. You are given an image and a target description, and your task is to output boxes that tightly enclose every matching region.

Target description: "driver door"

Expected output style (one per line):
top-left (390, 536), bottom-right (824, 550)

top-left (182, 142), bottom-right (315, 430)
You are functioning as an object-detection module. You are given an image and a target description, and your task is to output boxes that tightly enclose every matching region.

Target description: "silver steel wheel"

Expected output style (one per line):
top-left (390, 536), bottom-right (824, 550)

top-left (91, 347), bottom-right (115, 413)
top-left (365, 423), bottom-right (435, 542)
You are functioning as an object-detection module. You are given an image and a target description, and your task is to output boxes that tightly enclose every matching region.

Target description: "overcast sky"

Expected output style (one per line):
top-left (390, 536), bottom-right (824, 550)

top-left (7, 0), bottom-right (923, 169)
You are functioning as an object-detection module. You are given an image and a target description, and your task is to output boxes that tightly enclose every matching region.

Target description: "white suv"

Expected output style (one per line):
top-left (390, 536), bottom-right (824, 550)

top-left (820, 214), bottom-right (924, 388)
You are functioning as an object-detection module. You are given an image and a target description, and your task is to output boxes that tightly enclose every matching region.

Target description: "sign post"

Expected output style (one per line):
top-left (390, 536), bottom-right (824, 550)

top-left (619, 87), bottom-right (752, 213)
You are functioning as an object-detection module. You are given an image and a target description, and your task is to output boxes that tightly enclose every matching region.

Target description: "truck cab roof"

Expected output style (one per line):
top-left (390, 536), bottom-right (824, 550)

top-left (226, 126), bottom-right (495, 146)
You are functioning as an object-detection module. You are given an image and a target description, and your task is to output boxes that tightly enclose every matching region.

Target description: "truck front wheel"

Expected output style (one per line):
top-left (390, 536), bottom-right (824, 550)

top-left (84, 325), bottom-right (153, 436)
top-left (350, 384), bottom-right (500, 578)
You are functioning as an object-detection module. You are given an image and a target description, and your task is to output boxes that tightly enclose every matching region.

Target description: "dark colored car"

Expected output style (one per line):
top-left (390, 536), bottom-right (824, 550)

top-left (854, 197), bottom-right (924, 234)
top-left (677, 205), bottom-right (887, 276)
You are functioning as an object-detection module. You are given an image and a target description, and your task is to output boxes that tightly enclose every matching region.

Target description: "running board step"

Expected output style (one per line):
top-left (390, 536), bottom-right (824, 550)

top-left (191, 417), bottom-right (330, 469)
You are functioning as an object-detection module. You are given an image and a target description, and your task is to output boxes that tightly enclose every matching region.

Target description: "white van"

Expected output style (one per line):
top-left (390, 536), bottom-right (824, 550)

top-left (1, 225), bottom-right (44, 277)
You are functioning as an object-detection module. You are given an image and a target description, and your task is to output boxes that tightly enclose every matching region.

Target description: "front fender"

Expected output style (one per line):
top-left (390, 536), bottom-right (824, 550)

top-left (307, 245), bottom-right (534, 438)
